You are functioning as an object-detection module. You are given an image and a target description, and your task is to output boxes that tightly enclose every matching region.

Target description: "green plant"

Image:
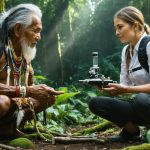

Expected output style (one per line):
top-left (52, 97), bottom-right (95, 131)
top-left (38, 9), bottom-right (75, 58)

top-left (37, 86), bottom-right (100, 133)
top-left (9, 138), bottom-right (35, 149)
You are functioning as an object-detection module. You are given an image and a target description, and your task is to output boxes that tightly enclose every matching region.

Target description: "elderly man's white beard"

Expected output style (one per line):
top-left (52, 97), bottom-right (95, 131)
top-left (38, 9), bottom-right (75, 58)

top-left (21, 38), bottom-right (37, 64)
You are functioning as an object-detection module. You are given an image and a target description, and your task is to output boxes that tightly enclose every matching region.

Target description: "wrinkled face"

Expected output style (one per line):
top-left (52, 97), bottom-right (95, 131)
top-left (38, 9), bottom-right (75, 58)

top-left (114, 17), bottom-right (135, 44)
top-left (20, 15), bottom-right (42, 63)
top-left (22, 15), bottom-right (42, 48)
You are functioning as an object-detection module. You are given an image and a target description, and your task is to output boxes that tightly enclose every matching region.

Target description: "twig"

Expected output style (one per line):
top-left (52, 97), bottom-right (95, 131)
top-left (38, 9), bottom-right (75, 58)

top-left (52, 136), bottom-right (104, 144)
top-left (0, 143), bottom-right (16, 150)
top-left (49, 131), bottom-right (68, 137)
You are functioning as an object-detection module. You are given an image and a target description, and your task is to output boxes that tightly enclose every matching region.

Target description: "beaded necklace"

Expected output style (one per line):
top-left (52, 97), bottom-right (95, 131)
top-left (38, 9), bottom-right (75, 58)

top-left (6, 39), bottom-right (24, 86)
top-left (9, 48), bottom-right (23, 85)
top-left (0, 39), bottom-right (30, 87)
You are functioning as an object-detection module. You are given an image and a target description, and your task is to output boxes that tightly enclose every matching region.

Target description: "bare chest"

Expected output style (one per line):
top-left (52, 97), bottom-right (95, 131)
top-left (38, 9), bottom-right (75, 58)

top-left (0, 53), bottom-right (25, 85)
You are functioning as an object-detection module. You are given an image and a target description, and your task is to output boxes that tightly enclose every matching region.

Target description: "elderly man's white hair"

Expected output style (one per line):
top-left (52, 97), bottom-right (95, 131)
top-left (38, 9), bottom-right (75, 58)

top-left (0, 3), bottom-right (42, 57)
top-left (0, 3), bottom-right (42, 29)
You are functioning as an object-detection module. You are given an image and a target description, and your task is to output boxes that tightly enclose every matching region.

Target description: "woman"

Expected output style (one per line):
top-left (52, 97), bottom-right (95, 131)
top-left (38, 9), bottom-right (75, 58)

top-left (89, 6), bottom-right (150, 142)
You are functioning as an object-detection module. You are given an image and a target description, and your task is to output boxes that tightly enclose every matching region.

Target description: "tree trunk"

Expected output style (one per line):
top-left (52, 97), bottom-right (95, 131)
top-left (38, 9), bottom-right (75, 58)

top-left (39, 0), bottom-right (70, 83)
top-left (0, 0), bottom-right (5, 12)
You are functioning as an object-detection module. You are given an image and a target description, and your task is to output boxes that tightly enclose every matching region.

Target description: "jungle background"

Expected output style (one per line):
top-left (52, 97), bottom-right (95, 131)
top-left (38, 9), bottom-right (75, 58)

top-left (1, 0), bottom-right (149, 84)
top-left (1, 0), bottom-right (150, 150)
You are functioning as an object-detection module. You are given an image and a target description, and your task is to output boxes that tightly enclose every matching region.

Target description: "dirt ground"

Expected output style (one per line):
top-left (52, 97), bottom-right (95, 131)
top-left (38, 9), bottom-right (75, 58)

top-left (0, 138), bottom-right (143, 150)
top-left (34, 139), bottom-right (143, 150)
top-left (34, 128), bottom-right (144, 150)
top-left (0, 126), bottom-right (145, 150)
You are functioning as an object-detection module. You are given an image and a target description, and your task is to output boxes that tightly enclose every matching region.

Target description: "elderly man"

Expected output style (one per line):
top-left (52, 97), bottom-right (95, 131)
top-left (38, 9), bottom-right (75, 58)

top-left (0, 3), bottom-right (64, 138)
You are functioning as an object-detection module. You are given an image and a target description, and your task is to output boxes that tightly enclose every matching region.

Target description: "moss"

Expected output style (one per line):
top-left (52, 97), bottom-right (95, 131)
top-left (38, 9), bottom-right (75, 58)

top-left (146, 129), bottom-right (150, 143)
top-left (122, 143), bottom-right (150, 150)
top-left (23, 133), bottom-right (39, 140)
top-left (23, 133), bottom-right (53, 141)
top-left (42, 133), bottom-right (53, 140)
top-left (9, 137), bottom-right (35, 149)
top-left (73, 120), bottom-right (113, 136)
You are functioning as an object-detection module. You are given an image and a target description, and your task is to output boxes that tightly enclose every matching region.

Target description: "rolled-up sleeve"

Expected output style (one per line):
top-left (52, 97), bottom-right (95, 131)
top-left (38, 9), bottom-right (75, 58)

top-left (120, 45), bottom-right (132, 85)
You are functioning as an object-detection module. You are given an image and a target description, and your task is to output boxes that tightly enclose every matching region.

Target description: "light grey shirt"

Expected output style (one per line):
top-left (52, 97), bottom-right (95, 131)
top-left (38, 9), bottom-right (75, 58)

top-left (120, 32), bottom-right (150, 86)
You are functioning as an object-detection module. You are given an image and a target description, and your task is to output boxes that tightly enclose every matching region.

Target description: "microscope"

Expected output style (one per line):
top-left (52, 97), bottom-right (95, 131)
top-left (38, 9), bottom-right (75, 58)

top-left (79, 52), bottom-right (117, 87)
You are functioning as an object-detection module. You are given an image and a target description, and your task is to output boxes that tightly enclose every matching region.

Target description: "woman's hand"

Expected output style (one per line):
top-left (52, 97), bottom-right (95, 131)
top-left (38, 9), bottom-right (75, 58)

top-left (102, 83), bottom-right (129, 96)
top-left (28, 84), bottom-right (64, 100)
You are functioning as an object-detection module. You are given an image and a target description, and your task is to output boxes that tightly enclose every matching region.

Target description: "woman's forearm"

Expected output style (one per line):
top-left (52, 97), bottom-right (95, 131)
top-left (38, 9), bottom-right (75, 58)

top-left (127, 84), bottom-right (150, 93)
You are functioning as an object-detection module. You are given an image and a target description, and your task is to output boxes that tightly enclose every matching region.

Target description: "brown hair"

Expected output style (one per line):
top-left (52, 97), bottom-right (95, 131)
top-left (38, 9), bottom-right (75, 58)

top-left (114, 6), bottom-right (150, 72)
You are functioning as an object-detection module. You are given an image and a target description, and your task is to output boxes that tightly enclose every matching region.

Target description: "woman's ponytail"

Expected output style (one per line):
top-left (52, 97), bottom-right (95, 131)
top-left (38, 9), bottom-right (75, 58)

top-left (144, 23), bottom-right (150, 35)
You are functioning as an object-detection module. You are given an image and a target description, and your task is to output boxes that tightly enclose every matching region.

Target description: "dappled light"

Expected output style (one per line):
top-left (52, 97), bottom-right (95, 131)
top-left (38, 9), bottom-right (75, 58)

top-left (0, 1), bottom-right (150, 150)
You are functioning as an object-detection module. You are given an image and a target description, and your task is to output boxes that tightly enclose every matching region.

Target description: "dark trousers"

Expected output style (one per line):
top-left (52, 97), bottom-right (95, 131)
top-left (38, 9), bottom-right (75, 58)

top-left (89, 93), bottom-right (150, 127)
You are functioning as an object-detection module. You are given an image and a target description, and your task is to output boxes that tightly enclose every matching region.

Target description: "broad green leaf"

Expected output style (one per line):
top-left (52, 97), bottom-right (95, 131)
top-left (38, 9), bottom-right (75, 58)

top-left (68, 112), bottom-right (79, 121)
top-left (55, 91), bottom-right (80, 105)
top-left (70, 85), bottom-right (78, 92)
top-left (58, 87), bottom-right (68, 93)
top-left (47, 107), bottom-right (59, 116)
top-left (34, 75), bottom-right (47, 80)
top-left (50, 120), bottom-right (58, 126)
top-left (56, 104), bottom-right (66, 112)
top-left (87, 91), bottom-right (97, 97)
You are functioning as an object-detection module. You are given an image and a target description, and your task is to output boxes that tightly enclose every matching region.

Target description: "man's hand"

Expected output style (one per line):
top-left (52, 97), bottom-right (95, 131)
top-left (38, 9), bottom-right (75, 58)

top-left (28, 84), bottom-right (64, 100)
top-left (102, 83), bottom-right (129, 96)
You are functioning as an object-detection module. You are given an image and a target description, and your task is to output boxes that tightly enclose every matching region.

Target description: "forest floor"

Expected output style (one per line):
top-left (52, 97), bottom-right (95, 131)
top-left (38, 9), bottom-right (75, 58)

top-left (0, 126), bottom-right (145, 150)
top-left (34, 139), bottom-right (143, 150)
top-left (33, 127), bottom-right (144, 150)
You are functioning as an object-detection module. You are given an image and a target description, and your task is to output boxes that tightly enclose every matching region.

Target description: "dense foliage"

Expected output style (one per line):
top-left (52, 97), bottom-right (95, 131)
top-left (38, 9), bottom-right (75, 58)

top-left (0, 0), bottom-right (150, 136)
top-left (2, 0), bottom-right (150, 85)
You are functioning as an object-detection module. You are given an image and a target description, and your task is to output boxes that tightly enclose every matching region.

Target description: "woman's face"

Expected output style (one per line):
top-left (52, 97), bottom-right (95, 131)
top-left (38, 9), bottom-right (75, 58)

top-left (114, 17), bottom-right (135, 44)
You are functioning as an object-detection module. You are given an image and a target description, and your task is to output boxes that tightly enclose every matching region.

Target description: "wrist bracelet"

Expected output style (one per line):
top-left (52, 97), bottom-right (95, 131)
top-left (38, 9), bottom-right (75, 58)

top-left (16, 85), bottom-right (19, 97)
top-left (19, 86), bottom-right (26, 98)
